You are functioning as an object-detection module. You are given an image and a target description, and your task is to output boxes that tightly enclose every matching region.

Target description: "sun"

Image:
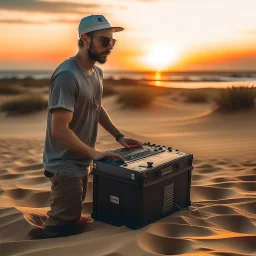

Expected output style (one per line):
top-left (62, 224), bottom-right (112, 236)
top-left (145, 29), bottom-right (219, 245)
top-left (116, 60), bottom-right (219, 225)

top-left (142, 43), bottom-right (179, 71)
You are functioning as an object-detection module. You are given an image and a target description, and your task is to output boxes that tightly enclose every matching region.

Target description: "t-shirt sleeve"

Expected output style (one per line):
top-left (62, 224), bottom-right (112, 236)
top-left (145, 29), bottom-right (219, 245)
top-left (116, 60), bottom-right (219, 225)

top-left (96, 66), bottom-right (103, 80)
top-left (49, 71), bottom-right (77, 113)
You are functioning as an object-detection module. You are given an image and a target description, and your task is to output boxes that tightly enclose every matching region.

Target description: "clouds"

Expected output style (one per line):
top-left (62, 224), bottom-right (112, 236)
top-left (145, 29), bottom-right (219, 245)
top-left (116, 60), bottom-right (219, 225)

top-left (0, 18), bottom-right (79, 25)
top-left (0, 0), bottom-right (122, 25)
top-left (0, 19), bottom-right (41, 24)
top-left (0, 0), bottom-right (120, 15)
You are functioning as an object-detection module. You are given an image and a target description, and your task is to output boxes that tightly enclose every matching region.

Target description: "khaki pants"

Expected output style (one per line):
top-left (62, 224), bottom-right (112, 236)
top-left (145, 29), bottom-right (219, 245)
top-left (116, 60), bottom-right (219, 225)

top-left (44, 174), bottom-right (88, 237)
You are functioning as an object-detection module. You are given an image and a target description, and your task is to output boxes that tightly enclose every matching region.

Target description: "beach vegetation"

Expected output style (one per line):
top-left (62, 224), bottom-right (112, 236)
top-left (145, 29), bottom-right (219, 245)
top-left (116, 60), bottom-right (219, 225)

top-left (116, 86), bottom-right (157, 108)
top-left (103, 85), bottom-right (117, 97)
top-left (0, 94), bottom-right (48, 115)
top-left (20, 77), bottom-right (49, 88)
top-left (214, 85), bottom-right (255, 112)
top-left (0, 84), bottom-right (25, 95)
top-left (183, 91), bottom-right (208, 103)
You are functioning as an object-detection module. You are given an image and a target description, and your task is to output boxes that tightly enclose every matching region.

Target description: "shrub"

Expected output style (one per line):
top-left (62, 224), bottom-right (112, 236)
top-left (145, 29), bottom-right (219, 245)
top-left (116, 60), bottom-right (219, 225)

top-left (116, 86), bottom-right (157, 108)
top-left (0, 85), bottom-right (25, 95)
top-left (0, 94), bottom-right (48, 115)
top-left (0, 77), bottom-right (20, 85)
top-left (103, 85), bottom-right (117, 97)
top-left (104, 78), bottom-right (141, 86)
top-left (184, 91), bottom-right (208, 103)
top-left (21, 77), bottom-right (49, 88)
top-left (214, 86), bottom-right (255, 112)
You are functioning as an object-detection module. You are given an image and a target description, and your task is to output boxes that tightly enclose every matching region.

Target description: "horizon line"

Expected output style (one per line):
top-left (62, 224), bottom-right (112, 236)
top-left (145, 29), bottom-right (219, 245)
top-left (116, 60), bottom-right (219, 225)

top-left (0, 69), bottom-right (256, 74)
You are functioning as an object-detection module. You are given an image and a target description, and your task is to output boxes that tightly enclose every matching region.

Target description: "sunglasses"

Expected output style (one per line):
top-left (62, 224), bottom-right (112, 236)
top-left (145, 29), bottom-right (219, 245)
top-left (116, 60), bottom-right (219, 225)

top-left (93, 36), bottom-right (117, 48)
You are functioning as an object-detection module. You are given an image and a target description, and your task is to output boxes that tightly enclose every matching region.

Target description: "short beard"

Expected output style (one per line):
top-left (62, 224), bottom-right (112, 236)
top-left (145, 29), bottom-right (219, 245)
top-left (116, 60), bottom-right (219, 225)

top-left (88, 45), bottom-right (107, 64)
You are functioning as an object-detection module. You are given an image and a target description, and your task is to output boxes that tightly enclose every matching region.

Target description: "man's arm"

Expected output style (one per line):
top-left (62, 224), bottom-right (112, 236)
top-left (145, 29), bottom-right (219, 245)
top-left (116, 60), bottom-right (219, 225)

top-left (52, 108), bottom-right (97, 158)
top-left (99, 106), bottom-right (143, 148)
top-left (98, 105), bottom-right (123, 139)
top-left (51, 108), bottom-right (125, 161)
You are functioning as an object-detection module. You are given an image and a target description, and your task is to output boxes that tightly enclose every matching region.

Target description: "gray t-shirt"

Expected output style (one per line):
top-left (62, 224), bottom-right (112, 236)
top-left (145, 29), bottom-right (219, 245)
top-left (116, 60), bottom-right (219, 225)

top-left (43, 57), bottom-right (103, 177)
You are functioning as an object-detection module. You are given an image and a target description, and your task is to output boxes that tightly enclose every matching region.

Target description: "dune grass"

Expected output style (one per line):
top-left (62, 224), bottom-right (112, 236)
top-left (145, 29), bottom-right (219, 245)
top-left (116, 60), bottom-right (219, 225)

top-left (103, 85), bottom-right (117, 97)
top-left (0, 77), bottom-right (20, 85)
top-left (214, 86), bottom-right (255, 112)
top-left (0, 77), bottom-right (49, 95)
top-left (0, 85), bottom-right (25, 95)
top-left (183, 90), bottom-right (208, 103)
top-left (116, 86), bottom-right (158, 108)
top-left (0, 94), bottom-right (48, 115)
top-left (20, 77), bottom-right (49, 88)
top-left (104, 77), bottom-right (141, 86)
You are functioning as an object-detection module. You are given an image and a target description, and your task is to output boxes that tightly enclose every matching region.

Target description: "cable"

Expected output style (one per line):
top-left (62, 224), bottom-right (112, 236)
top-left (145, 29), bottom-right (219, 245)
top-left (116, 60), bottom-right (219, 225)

top-left (173, 201), bottom-right (206, 227)
top-left (190, 201), bottom-right (206, 226)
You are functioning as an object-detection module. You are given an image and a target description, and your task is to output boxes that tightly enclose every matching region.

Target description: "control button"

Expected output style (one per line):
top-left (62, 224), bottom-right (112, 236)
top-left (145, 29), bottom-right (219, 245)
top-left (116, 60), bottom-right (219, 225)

top-left (168, 147), bottom-right (172, 152)
top-left (154, 148), bottom-right (158, 151)
top-left (147, 162), bottom-right (153, 168)
top-left (159, 147), bottom-right (163, 150)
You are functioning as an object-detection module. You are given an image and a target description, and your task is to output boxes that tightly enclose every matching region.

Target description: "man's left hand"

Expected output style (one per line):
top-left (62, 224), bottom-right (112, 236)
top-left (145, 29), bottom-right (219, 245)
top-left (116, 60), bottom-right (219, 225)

top-left (118, 137), bottom-right (143, 148)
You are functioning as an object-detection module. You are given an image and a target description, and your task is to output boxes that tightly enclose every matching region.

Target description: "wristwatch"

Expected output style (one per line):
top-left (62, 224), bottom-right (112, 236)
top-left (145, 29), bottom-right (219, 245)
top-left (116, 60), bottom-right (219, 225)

top-left (115, 133), bottom-right (125, 141)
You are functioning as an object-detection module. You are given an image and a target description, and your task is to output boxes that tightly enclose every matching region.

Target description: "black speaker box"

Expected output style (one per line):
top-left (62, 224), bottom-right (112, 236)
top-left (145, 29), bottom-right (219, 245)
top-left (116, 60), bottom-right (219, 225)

top-left (91, 151), bottom-right (193, 229)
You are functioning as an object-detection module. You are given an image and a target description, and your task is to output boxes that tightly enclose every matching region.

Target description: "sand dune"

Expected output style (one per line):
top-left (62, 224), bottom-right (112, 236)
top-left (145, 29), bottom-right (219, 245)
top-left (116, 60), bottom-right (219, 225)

top-left (0, 93), bottom-right (255, 255)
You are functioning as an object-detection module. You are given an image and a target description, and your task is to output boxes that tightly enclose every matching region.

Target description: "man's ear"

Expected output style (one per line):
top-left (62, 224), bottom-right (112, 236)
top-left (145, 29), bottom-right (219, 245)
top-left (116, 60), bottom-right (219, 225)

top-left (81, 34), bottom-right (91, 47)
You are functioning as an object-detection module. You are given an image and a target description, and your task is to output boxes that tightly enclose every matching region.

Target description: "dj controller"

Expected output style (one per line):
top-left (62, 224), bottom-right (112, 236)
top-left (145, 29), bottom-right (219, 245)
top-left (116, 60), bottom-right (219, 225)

top-left (113, 142), bottom-right (170, 161)
top-left (91, 142), bottom-right (193, 229)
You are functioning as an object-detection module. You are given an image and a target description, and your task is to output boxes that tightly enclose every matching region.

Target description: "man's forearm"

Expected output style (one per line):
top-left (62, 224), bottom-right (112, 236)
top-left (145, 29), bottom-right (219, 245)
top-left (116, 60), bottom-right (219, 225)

top-left (99, 106), bottom-right (123, 138)
top-left (52, 126), bottom-right (95, 159)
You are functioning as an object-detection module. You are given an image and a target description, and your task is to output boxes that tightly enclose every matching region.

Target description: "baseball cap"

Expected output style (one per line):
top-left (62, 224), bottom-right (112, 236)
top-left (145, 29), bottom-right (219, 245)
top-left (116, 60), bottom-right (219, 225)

top-left (78, 15), bottom-right (124, 37)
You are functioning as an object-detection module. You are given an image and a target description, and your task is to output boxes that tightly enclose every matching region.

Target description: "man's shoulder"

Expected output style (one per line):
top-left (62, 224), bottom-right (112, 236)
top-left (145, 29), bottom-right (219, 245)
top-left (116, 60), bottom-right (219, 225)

top-left (51, 58), bottom-right (78, 81)
top-left (94, 65), bottom-right (103, 78)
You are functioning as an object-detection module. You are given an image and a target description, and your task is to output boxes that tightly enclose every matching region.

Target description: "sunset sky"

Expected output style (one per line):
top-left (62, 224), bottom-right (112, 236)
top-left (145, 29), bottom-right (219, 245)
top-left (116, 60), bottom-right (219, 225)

top-left (1, 0), bottom-right (256, 71)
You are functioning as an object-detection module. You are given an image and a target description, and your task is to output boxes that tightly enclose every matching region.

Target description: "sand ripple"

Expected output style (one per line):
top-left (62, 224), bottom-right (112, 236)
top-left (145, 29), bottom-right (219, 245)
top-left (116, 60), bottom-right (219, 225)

top-left (0, 138), bottom-right (255, 256)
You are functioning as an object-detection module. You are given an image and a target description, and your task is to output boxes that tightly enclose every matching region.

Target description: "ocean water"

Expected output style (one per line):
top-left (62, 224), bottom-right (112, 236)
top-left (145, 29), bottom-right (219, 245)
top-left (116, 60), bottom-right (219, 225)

top-left (0, 70), bottom-right (255, 89)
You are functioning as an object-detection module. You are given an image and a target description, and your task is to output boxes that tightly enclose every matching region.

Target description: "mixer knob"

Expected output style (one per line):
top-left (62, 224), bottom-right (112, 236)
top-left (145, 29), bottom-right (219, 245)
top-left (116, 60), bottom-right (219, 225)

top-left (147, 162), bottom-right (153, 168)
top-left (168, 147), bottom-right (172, 152)
top-left (159, 147), bottom-right (163, 150)
top-left (147, 142), bottom-right (151, 145)
top-left (152, 143), bottom-right (156, 146)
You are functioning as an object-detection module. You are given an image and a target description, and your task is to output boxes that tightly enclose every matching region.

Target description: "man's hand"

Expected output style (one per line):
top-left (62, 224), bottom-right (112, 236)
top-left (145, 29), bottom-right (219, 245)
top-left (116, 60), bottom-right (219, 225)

top-left (92, 149), bottom-right (125, 162)
top-left (117, 137), bottom-right (143, 148)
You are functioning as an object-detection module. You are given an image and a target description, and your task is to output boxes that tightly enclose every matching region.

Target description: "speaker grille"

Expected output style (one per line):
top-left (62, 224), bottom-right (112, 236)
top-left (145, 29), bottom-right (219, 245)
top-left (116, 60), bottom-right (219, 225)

top-left (162, 183), bottom-right (175, 214)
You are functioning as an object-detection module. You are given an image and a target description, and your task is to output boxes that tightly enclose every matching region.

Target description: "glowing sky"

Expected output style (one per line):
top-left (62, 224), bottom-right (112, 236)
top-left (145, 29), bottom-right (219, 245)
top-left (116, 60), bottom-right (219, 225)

top-left (1, 0), bottom-right (256, 71)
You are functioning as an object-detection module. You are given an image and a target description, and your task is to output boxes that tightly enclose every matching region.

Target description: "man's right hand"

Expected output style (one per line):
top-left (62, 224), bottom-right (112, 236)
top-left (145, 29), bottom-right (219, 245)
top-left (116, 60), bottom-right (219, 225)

top-left (92, 150), bottom-right (125, 162)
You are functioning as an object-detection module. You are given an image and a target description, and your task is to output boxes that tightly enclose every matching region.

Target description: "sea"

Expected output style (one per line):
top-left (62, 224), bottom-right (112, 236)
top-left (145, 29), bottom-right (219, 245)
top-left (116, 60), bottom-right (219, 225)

top-left (0, 70), bottom-right (256, 89)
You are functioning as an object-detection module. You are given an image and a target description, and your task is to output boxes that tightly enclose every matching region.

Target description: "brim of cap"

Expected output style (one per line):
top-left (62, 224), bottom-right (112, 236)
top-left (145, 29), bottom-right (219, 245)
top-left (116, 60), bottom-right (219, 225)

top-left (90, 26), bottom-right (124, 33)
top-left (80, 26), bottom-right (124, 36)
top-left (111, 27), bottom-right (124, 32)
top-left (79, 25), bottom-right (124, 37)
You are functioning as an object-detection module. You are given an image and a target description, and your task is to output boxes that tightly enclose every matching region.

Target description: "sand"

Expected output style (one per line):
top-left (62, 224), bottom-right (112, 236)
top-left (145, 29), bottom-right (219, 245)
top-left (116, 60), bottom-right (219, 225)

top-left (0, 91), bottom-right (256, 256)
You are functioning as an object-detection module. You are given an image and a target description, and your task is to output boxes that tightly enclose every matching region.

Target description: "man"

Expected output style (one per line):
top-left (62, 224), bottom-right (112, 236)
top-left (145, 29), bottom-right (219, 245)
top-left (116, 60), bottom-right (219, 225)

top-left (42, 14), bottom-right (142, 237)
